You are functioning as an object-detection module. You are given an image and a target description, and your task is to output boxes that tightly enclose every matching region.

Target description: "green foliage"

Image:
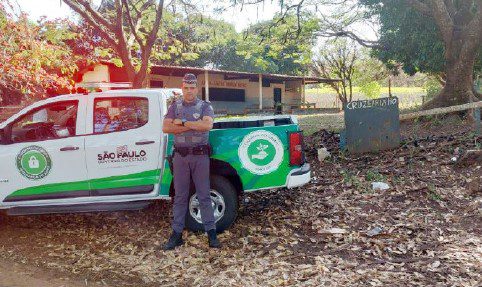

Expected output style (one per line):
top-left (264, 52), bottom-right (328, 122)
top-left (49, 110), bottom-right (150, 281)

top-left (151, 13), bottom-right (237, 66)
top-left (0, 4), bottom-right (95, 105)
top-left (96, 7), bottom-right (318, 76)
top-left (427, 184), bottom-right (443, 201)
top-left (424, 78), bottom-right (443, 101)
top-left (234, 12), bottom-right (320, 75)
top-left (359, 81), bottom-right (382, 99)
top-left (359, 0), bottom-right (445, 75)
top-left (168, 14), bottom-right (238, 68)
top-left (365, 170), bottom-right (386, 182)
top-left (353, 55), bottom-right (388, 87)
top-left (359, 0), bottom-right (481, 76)
top-left (165, 11), bottom-right (320, 75)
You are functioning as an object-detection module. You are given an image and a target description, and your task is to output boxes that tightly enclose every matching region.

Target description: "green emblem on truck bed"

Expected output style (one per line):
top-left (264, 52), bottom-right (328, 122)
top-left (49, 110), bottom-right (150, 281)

top-left (16, 146), bottom-right (52, 180)
top-left (238, 130), bottom-right (284, 175)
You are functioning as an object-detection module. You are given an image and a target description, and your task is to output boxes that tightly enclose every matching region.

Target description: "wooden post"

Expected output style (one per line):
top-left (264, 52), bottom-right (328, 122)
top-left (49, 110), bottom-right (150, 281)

top-left (302, 78), bottom-right (306, 103)
top-left (475, 108), bottom-right (481, 135)
top-left (204, 70), bottom-right (209, 102)
top-left (259, 74), bottom-right (263, 110)
top-left (388, 76), bottom-right (392, 97)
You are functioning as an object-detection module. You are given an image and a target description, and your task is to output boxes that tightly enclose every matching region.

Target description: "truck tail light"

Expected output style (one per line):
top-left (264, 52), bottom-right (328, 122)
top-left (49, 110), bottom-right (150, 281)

top-left (289, 131), bottom-right (305, 166)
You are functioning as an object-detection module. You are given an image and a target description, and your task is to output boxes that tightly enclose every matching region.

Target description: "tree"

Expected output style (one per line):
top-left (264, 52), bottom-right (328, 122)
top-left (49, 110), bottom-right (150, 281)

top-left (0, 3), bottom-right (82, 105)
top-left (175, 9), bottom-right (320, 75)
top-left (312, 39), bottom-right (357, 106)
top-left (165, 14), bottom-right (241, 69)
top-left (360, 0), bottom-right (482, 108)
top-left (235, 12), bottom-right (320, 75)
top-left (352, 48), bottom-right (390, 87)
top-left (62, 0), bottom-right (165, 88)
top-left (232, 0), bottom-right (482, 108)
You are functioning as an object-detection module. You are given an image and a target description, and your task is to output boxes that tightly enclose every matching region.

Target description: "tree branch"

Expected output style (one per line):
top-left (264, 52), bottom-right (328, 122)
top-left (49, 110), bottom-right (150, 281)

top-left (73, 0), bottom-right (116, 31)
top-left (122, 0), bottom-right (144, 49)
top-left (145, 0), bottom-right (164, 52)
top-left (405, 0), bottom-right (431, 15)
top-left (315, 30), bottom-right (381, 49)
top-left (431, 0), bottom-right (455, 45)
top-left (62, 0), bottom-right (118, 49)
top-left (136, 0), bottom-right (164, 86)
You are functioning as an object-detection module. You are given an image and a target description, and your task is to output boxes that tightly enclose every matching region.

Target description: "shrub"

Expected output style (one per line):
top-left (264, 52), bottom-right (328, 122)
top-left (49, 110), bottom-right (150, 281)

top-left (424, 78), bottom-right (443, 101)
top-left (360, 81), bottom-right (382, 99)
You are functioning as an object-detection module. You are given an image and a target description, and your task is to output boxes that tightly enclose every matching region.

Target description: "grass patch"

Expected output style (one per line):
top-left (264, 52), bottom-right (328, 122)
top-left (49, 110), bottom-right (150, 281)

top-left (365, 170), bottom-right (386, 182)
top-left (305, 86), bottom-right (426, 110)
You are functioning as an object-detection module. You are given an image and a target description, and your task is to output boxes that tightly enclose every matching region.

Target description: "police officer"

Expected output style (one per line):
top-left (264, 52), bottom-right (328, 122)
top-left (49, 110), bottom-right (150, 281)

top-left (161, 73), bottom-right (220, 250)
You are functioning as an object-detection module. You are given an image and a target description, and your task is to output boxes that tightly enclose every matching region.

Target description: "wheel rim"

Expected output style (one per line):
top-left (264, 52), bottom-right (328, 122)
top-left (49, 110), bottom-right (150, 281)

top-left (189, 189), bottom-right (225, 224)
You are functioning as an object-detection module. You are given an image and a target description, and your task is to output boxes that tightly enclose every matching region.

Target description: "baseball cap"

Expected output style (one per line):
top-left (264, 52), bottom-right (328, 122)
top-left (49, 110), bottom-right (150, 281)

top-left (182, 73), bottom-right (198, 87)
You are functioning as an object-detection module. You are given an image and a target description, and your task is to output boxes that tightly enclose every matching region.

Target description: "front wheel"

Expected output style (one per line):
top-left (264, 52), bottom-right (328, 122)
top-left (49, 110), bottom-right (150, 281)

top-left (185, 175), bottom-right (239, 233)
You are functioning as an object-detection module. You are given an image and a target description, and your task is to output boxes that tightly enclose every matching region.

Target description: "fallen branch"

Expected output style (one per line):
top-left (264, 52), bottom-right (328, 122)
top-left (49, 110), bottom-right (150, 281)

top-left (400, 101), bottom-right (482, 121)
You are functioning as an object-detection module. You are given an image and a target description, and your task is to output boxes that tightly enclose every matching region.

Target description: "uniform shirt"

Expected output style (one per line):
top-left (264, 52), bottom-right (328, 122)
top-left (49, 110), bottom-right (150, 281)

top-left (165, 97), bottom-right (215, 147)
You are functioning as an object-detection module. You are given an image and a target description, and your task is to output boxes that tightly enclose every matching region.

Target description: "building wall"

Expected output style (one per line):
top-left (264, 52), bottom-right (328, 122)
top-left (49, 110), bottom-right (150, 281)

top-left (79, 64), bottom-right (304, 114)
top-left (149, 73), bottom-right (303, 114)
top-left (82, 65), bottom-right (110, 83)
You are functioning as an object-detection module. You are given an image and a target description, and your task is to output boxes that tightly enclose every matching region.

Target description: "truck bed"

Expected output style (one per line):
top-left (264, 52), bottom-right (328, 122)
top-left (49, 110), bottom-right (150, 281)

top-left (213, 115), bottom-right (297, 129)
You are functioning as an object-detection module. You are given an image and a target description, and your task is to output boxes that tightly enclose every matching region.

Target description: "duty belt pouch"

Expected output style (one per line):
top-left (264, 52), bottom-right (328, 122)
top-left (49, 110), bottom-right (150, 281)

top-left (175, 147), bottom-right (189, 157)
top-left (192, 146), bottom-right (204, 155)
top-left (192, 145), bottom-right (212, 156)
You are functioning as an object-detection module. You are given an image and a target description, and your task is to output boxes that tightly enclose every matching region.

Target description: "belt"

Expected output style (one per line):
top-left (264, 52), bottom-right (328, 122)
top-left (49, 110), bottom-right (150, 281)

top-left (173, 145), bottom-right (211, 157)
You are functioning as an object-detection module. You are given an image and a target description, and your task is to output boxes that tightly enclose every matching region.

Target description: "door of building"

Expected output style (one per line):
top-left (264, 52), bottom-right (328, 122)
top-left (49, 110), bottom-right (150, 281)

top-left (273, 88), bottom-right (282, 114)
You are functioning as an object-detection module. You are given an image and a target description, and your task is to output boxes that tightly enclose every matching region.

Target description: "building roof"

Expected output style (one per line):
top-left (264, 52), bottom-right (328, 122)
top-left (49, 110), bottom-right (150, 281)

top-left (150, 64), bottom-right (339, 84)
top-left (77, 61), bottom-right (340, 84)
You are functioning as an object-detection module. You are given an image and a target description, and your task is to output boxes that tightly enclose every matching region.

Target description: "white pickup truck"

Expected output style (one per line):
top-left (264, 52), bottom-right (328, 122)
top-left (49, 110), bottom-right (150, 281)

top-left (0, 89), bottom-right (311, 231)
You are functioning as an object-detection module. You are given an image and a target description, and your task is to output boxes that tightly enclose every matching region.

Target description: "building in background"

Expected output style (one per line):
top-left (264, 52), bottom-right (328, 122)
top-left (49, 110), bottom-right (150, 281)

top-left (75, 62), bottom-right (337, 114)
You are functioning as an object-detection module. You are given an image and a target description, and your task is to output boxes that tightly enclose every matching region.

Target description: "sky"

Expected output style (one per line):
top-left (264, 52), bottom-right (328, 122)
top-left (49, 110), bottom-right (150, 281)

top-left (13, 0), bottom-right (377, 49)
top-left (14, 0), bottom-right (281, 33)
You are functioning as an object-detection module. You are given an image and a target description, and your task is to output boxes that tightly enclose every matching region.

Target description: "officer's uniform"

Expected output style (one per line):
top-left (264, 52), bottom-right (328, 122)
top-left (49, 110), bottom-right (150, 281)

top-left (165, 97), bottom-right (216, 233)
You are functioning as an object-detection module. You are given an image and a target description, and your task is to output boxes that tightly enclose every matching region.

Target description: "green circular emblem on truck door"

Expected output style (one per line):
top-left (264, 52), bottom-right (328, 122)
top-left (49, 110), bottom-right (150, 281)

top-left (238, 130), bottom-right (284, 175)
top-left (16, 146), bottom-right (52, 180)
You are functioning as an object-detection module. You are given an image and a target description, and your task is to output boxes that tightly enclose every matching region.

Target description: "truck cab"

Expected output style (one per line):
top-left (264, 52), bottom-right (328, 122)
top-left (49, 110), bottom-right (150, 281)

top-left (0, 89), bottom-right (310, 231)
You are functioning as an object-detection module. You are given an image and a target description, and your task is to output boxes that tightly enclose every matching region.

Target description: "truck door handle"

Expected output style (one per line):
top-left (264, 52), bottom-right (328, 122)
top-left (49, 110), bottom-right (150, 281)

top-left (136, 140), bottom-right (155, 145)
top-left (60, 146), bottom-right (79, 151)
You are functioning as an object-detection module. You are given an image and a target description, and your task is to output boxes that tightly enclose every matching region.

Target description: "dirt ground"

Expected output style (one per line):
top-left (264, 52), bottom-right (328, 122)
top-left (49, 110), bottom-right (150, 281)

top-left (0, 115), bottom-right (480, 286)
top-left (0, 257), bottom-right (109, 287)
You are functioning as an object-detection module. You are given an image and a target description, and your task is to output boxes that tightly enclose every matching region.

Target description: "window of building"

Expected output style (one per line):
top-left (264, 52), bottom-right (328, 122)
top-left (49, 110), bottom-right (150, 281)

top-left (202, 88), bottom-right (246, 102)
top-left (150, 80), bottom-right (164, 88)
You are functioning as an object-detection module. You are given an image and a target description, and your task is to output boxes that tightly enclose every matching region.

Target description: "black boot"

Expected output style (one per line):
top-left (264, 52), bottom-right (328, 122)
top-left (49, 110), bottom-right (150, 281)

top-left (163, 231), bottom-right (184, 251)
top-left (207, 229), bottom-right (221, 248)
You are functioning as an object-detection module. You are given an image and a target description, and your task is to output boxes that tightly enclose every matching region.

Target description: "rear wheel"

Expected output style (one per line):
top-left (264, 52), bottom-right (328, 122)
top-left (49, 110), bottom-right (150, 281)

top-left (185, 175), bottom-right (238, 233)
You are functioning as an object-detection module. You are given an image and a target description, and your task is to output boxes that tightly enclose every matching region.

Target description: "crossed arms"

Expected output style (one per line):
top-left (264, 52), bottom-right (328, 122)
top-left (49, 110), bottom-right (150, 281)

top-left (162, 116), bottom-right (214, 135)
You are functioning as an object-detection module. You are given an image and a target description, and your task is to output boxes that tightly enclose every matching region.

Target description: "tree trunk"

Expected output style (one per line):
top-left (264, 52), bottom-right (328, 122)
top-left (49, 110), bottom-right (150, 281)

top-left (423, 36), bottom-right (479, 109)
top-left (405, 0), bottom-right (482, 110)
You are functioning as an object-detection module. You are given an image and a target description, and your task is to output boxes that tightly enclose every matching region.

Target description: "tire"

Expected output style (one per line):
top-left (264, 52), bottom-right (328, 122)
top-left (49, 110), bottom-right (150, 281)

top-left (185, 175), bottom-right (238, 233)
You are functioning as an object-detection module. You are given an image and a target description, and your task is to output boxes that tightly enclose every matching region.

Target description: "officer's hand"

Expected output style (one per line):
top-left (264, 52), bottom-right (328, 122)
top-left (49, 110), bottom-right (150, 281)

top-left (173, 119), bottom-right (183, 125)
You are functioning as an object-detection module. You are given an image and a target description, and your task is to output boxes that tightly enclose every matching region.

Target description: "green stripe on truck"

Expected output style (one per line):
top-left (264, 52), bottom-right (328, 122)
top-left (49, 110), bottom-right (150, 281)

top-left (6, 169), bottom-right (161, 199)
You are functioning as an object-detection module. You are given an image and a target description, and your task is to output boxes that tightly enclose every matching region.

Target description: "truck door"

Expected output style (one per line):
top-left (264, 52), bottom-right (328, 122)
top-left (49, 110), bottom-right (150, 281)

top-left (0, 98), bottom-right (89, 204)
top-left (84, 94), bottom-right (162, 199)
